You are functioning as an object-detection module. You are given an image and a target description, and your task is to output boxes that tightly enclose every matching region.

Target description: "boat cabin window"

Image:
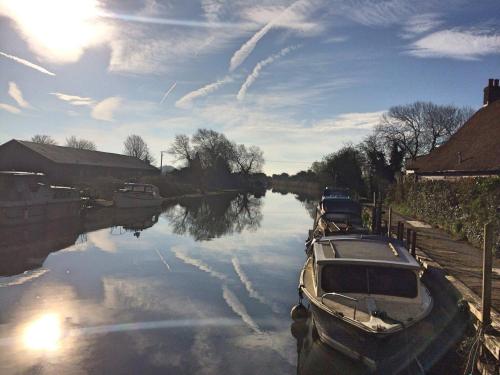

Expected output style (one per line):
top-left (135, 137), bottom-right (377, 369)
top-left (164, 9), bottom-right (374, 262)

top-left (321, 264), bottom-right (418, 298)
top-left (321, 200), bottom-right (360, 215)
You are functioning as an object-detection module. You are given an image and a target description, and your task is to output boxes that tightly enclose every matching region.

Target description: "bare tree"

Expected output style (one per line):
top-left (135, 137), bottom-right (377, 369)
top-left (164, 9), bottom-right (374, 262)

top-left (123, 135), bottom-right (155, 164)
top-left (65, 136), bottom-right (96, 150)
top-left (191, 129), bottom-right (235, 170)
top-left (233, 144), bottom-right (264, 175)
top-left (167, 134), bottom-right (192, 166)
top-left (376, 102), bottom-right (474, 160)
top-left (31, 134), bottom-right (57, 145)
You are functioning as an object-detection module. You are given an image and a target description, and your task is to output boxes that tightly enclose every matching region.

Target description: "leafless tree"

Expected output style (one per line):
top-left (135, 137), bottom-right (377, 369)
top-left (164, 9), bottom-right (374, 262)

top-left (376, 102), bottom-right (474, 160)
top-left (233, 144), bottom-right (264, 175)
top-left (65, 136), bottom-right (96, 150)
top-left (167, 134), bottom-right (192, 166)
top-left (123, 134), bottom-right (155, 164)
top-left (191, 128), bottom-right (235, 170)
top-left (31, 134), bottom-right (57, 145)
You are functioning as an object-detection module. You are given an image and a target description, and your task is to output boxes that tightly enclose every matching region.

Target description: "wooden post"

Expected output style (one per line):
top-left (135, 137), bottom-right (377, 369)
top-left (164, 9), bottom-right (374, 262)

top-left (387, 207), bottom-right (392, 237)
top-left (406, 228), bottom-right (412, 248)
top-left (411, 230), bottom-right (417, 257)
top-left (397, 222), bottom-right (404, 241)
top-left (371, 206), bottom-right (376, 233)
top-left (482, 222), bottom-right (494, 327)
top-left (373, 192), bottom-right (376, 205)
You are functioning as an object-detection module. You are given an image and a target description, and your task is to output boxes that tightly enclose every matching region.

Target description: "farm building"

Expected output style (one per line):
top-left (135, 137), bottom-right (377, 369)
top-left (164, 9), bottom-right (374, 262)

top-left (0, 139), bottom-right (159, 184)
top-left (406, 79), bottom-right (500, 180)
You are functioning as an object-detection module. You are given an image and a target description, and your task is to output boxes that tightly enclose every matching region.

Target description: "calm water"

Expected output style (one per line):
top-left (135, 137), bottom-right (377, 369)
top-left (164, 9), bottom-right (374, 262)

top-left (1, 191), bottom-right (365, 375)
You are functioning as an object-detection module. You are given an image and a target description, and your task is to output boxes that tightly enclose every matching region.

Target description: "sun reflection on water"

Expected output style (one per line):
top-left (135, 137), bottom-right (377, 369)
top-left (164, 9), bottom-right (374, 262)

top-left (23, 313), bottom-right (62, 351)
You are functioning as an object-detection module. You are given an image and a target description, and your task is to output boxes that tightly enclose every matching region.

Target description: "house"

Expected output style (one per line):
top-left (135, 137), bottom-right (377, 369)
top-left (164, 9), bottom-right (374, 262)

top-left (406, 79), bottom-right (500, 180)
top-left (0, 140), bottom-right (159, 184)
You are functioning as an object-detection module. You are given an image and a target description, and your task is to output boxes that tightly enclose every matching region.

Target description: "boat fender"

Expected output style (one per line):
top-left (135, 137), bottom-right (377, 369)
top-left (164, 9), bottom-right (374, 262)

top-left (290, 321), bottom-right (308, 340)
top-left (457, 299), bottom-right (470, 314)
top-left (290, 303), bottom-right (308, 321)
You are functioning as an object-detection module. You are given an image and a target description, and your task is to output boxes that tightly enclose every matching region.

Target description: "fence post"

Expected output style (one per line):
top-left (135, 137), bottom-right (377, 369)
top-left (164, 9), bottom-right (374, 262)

top-left (482, 222), bottom-right (494, 327)
top-left (371, 206), bottom-right (377, 233)
top-left (406, 228), bottom-right (412, 248)
top-left (387, 207), bottom-right (392, 237)
top-left (411, 230), bottom-right (417, 257)
top-left (397, 222), bottom-right (404, 241)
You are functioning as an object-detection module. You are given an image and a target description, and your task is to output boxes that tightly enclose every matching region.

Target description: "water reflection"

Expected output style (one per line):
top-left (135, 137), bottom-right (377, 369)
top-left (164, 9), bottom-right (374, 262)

top-left (23, 313), bottom-right (62, 351)
top-left (163, 192), bottom-right (263, 241)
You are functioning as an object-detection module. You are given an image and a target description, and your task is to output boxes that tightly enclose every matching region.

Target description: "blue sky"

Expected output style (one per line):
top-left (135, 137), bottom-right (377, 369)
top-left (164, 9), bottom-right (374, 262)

top-left (0, 0), bottom-right (499, 174)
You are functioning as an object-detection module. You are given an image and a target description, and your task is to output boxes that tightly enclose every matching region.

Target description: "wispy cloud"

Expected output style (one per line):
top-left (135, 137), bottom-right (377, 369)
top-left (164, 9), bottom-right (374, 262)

top-left (408, 28), bottom-right (500, 60)
top-left (401, 13), bottom-right (443, 38)
top-left (237, 45), bottom-right (299, 101)
top-left (160, 82), bottom-right (177, 104)
top-left (0, 103), bottom-right (21, 114)
top-left (176, 76), bottom-right (232, 108)
top-left (8, 82), bottom-right (30, 108)
top-left (91, 97), bottom-right (122, 121)
top-left (50, 92), bottom-right (95, 106)
top-left (229, 0), bottom-right (320, 72)
top-left (333, 0), bottom-right (416, 27)
top-left (0, 51), bottom-right (55, 76)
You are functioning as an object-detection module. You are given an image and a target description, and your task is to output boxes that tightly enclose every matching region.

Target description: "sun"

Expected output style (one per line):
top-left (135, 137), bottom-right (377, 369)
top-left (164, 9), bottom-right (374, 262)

top-left (0, 0), bottom-right (107, 63)
top-left (23, 313), bottom-right (62, 351)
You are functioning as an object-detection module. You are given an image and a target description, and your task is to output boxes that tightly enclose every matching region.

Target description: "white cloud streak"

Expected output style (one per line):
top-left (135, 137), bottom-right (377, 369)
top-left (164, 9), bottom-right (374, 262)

top-left (8, 82), bottom-right (30, 108)
top-left (50, 92), bottom-right (95, 106)
top-left (175, 76), bottom-right (232, 109)
top-left (0, 103), bottom-right (21, 114)
top-left (0, 51), bottom-right (55, 76)
top-left (237, 45), bottom-right (299, 101)
top-left (402, 13), bottom-right (443, 38)
top-left (408, 29), bottom-right (500, 60)
top-left (160, 82), bottom-right (177, 104)
top-left (91, 97), bottom-right (122, 121)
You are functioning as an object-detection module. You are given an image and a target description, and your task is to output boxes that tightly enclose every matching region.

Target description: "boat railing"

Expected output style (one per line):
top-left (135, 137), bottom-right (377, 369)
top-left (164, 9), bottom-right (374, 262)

top-left (321, 292), bottom-right (359, 320)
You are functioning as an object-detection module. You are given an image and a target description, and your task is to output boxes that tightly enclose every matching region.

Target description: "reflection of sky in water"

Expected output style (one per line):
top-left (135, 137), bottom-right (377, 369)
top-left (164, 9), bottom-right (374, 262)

top-left (0, 192), bottom-right (314, 374)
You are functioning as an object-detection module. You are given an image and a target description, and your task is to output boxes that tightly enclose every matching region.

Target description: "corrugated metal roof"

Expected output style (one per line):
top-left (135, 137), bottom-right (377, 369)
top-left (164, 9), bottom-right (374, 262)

top-left (406, 100), bottom-right (500, 174)
top-left (15, 140), bottom-right (158, 171)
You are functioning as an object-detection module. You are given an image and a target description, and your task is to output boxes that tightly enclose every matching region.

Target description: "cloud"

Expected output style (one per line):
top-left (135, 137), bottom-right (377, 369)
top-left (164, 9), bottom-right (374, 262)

top-left (237, 45), bottom-right (299, 101)
top-left (91, 97), bottom-right (122, 121)
top-left (311, 111), bottom-right (385, 131)
top-left (8, 82), bottom-right (30, 108)
top-left (50, 92), bottom-right (95, 106)
top-left (175, 76), bottom-right (232, 108)
top-left (0, 103), bottom-right (21, 114)
top-left (160, 82), bottom-right (177, 104)
top-left (333, 0), bottom-right (417, 27)
top-left (0, 51), bottom-right (55, 75)
top-left (229, 0), bottom-right (321, 72)
top-left (401, 13), bottom-right (443, 38)
top-left (408, 28), bottom-right (500, 60)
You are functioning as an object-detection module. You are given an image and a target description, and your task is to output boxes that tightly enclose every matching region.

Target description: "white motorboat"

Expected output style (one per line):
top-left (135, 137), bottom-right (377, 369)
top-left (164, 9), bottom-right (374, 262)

top-left (297, 234), bottom-right (468, 373)
top-left (0, 171), bottom-right (81, 226)
top-left (113, 183), bottom-right (163, 208)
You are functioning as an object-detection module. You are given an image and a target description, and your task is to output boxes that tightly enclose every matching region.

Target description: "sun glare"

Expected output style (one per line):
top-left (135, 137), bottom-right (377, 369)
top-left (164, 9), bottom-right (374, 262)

top-left (1, 0), bottom-right (106, 63)
top-left (23, 314), bottom-right (62, 351)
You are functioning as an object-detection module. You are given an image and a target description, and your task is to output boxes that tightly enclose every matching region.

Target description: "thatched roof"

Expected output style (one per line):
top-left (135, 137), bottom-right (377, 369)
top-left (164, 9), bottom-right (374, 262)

top-left (406, 100), bottom-right (500, 174)
top-left (10, 140), bottom-right (158, 171)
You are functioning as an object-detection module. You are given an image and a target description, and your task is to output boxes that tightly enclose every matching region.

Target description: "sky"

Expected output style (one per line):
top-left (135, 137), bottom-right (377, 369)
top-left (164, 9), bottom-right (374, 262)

top-left (0, 0), bottom-right (499, 175)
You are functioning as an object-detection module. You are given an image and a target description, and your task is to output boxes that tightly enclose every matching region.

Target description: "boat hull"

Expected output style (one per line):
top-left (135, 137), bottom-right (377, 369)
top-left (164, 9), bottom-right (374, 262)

top-left (0, 199), bottom-right (81, 226)
top-left (306, 266), bottom-right (469, 374)
top-left (113, 192), bottom-right (163, 208)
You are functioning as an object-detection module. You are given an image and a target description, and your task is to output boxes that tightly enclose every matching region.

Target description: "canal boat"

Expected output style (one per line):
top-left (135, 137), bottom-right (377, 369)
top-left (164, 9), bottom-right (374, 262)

top-left (113, 183), bottom-right (163, 208)
top-left (311, 197), bottom-right (365, 237)
top-left (298, 234), bottom-right (468, 373)
top-left (0, 171), bottom-right (81, 226)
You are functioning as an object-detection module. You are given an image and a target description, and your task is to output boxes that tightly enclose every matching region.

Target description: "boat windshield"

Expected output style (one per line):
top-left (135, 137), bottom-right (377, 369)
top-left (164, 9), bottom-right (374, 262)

top-left (321, 264), bottom-right (418, 298)
top-left (321, 200), bottom-right (360, 214)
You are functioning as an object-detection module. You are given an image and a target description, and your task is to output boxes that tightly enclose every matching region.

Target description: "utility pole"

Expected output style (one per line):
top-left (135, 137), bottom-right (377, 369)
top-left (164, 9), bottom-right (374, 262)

top-left (159, 150), bottom-right (168, 174)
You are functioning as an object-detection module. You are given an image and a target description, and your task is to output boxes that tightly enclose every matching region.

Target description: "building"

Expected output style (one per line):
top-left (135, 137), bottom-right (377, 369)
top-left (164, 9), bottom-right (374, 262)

top-left (406, 79), bottom-right (500, 180)
top-left (0, 140), bottom-right (159, 184)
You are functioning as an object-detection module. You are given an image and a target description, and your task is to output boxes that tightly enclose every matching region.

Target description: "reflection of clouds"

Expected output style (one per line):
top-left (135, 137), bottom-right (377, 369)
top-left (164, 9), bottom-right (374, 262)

top-left (0, 269), bottom-right (49, 288)
top-left (222, 285), bottom-right (261, 334)
top-left (171, 246), bottom-right (227, 281)
top-left (232, 258), bottom-right (281, 313)
top-left (87, 230), bottom-right (117, 253)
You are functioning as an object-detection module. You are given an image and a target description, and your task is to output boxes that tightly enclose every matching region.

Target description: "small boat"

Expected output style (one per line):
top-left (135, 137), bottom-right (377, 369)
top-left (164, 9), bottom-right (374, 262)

top-left (0, 171), bottom-right (81, 226)
top-left (298, 234), bottom-right (468, 373)
top-left (113, 183), bottom-right (163, 208)
top-left (311, 197), bottom-right (365, 237)
top-left (322, 187), bottom-right (351, 201)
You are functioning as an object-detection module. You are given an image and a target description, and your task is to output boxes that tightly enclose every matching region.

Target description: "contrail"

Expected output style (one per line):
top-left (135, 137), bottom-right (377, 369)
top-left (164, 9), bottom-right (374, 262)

top-left (237, 45), bottom-right (299, 101)
top-left (98, 12), bottom-right (255, 30)
top-left (0, 51), bottom-right (55, 76)
top-left (160, 82), bottom-right (177, 104)
top-left (175, 76), bottom-right (232, 108)
top-left (155, 249), bottom-right (171, 271)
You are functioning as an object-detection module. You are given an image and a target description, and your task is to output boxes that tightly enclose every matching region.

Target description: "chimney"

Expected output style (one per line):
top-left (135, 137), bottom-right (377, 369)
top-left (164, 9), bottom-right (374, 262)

top-left (484, 78), bottom-right (500, 106)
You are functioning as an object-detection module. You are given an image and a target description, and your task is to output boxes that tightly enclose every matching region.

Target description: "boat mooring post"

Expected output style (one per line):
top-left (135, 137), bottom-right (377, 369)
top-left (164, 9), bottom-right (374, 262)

top-left (397, 222), bottom-right (404, 241)
top-left (410, 230), bottom-right (417, 257)
top-left (387, 207), bottom-right (392, 237)
top-left (406, 228), bottom-right (412, 248)
top-left (481, 222), bottom-right (494, 327)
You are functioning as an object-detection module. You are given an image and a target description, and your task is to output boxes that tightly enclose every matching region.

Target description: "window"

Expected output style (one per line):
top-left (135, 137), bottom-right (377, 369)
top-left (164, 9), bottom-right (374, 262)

top-left (321, 264), bottom-right (417, 298)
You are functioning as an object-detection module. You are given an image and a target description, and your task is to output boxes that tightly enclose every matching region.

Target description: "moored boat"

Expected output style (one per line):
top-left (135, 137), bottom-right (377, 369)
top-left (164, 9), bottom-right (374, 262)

top-left (297, 234), bottom-right (468, 373)
top-left (113, 183), bottom-right (163, 208)
top-left (0, 171), bottom-right (81, 226)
